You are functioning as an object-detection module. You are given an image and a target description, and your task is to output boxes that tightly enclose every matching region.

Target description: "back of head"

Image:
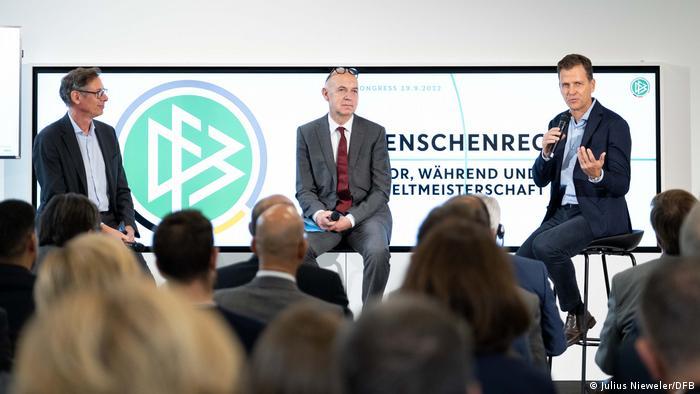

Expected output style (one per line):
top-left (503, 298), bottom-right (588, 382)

top-left (337, 294), bottom-right (475, 394)
top-left (153, 210), bottom-right (213, 283)
top-left (249, 302), bottom-right (344, 394)
top-left (473, 193), bottom-right (500, 234)
top-left (681, 202), bottom-right (700, 257)
top-left (38, 193), bottom-right (100, 247)
top-left (250, 194), bottom-right (294, 236)
top-left (0, 199), bottom-right (35, 262)
top-left (255, 204), bottom-right (305, 266)
top-left (650, 189), bottom-right (697, 255)
top-left (14, 280), bottom-right (243, 394)
top-left (404, 219), bottom-right (529, 354)
top-left (639, 258), bottom-right (700, 375)
top-left (417, 197), bottom-right (490, 244)
top-left (34, 233), bottom-right (142, 312)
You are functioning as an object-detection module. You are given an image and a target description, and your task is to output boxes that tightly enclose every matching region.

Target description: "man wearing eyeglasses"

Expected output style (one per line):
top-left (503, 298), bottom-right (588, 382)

top-left (33, 67), bottom-right (139, 246)
top-left (296, 67), bottom-right (392, 304)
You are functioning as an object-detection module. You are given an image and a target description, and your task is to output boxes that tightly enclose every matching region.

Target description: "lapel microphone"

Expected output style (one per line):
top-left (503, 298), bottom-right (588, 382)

top-left (549, 112), bottom-right (571, 159)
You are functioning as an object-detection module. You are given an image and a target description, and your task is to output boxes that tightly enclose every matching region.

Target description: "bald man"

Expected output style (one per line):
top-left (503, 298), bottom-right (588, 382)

top-left (214, 195), bottom-right (351, 316)
top-left (215, 204), bottom-right (343, 323)
top-left (296, 67), bottom-right (392, 304)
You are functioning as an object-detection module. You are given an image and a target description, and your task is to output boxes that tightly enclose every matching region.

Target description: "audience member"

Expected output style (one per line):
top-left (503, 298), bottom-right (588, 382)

top-left (0, 308), bottom-right (10, 372)
top-left (154, 209), bottom-right (264, 354)
top-left (0, 200), bottom-right (36, 359)
top-left (13, 280), bottom-right (243, 394)
top-left (34, 192), bottom-right (100, 273)
top-left (33, 233), bottom-right (142, 313)
top-left (215, 204), bottom-right (343, 323)
top-left (215, 195), bottom-right (352, 316)
top-left (597, 189), bottom-right (697, 375)
top-left (417, 200), bottom-right (545, 367)
top-left (474, 193), bottom-right (567, 365)
top-left (681, 202), bottom-right (700, 257)
top-left (636, 259), bottom-right (700, 391)
top-left (402, 219), bottom-right (556, 394)
top-left (337, 294), bottom-right (479, 394)
top-left (248, 302), bottom-right (344, 394)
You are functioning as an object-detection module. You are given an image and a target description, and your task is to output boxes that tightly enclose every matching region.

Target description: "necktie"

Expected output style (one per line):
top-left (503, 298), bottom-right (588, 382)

top-left (335, 127), bottom-right (352, 213)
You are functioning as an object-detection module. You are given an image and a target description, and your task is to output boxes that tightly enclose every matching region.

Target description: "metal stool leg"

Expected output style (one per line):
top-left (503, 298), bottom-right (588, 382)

top-left (629, 252), bottom-right (637, 267)
top-left (581, 253), bottom-right (590, 394)
top-left (602, 253), bottom-right (611, 298)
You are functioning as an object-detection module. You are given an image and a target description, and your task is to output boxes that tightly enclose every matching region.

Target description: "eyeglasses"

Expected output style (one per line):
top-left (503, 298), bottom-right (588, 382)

top-left (75, 88), bottom-right (108, 98)
top-left (325, 67), bottom-right (359, 81)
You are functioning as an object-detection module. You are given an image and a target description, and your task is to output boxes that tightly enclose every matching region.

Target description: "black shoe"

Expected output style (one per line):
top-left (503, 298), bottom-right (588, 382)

top-left (565, 310), bottom-right (596, 347)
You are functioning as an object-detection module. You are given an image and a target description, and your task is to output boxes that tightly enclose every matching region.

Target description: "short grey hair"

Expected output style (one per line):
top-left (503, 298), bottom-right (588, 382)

top-left (474, 193), bottom-right (500, 234)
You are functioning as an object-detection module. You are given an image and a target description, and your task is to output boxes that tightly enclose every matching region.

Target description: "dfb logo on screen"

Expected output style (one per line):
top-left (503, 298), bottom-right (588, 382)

top-left (116, 80), bottom-right (267, 234)
top-left (630, 77), bottom-right (650, 97)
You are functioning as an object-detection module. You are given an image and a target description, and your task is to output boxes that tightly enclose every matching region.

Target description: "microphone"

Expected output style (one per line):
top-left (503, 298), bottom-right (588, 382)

top-left (330, 211), bottom-right (342, 221)
top-left (549, 112), bottom-right (571, 159)
top-left (125, 241), bottom-right (146, 253)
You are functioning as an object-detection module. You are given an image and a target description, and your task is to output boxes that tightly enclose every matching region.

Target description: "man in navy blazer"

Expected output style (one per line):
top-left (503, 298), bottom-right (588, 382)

top-left (33, 67), bottom-right (138, 243)
top-left (517, 54), bottom-right (632, 346)
top-left (296, 67), bottom-right (392, 303)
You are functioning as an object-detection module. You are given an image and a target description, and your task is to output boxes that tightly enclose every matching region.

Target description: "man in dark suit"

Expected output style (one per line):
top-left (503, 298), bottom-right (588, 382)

top-left (215, 204), bottom-right (343, 323)
top-left (296, 67), bottom-right (392, 303)
top-left (214, 194), bottom-right (352, 317)
top-left (33, 67), bottom-right (138, 244)
top-left (0, 200), bottom-right (37, 359)
top-left (153, 209), bottom-right (264, 354)
top-left (517, 54), bottom-right (632, 346)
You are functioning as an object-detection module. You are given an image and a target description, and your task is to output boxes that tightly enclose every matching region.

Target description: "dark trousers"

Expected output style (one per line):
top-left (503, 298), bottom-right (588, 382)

top-left (303, 207), bottom-right (392, 304)
top-left (100, 211), bottom-right (154, 281)
top-left (516, 205), bottom-right (594, 313)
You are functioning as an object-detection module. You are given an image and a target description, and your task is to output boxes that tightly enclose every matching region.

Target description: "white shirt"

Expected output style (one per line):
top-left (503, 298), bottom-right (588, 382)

top-left (256, 269), bottom-right (296, 283)
top-left (68, 113), bottom-right (110, 212)
top-left (312, 114), bottom-right (356, 228)
top-left (328, 113), bottom-right (353, 162)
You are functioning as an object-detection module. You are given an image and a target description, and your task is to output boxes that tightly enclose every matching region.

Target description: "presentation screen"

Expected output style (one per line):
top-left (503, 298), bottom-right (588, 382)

top-left (0, 26), bottom-right (21, 158)
top-left (33, 66), bottom-right (660, 250)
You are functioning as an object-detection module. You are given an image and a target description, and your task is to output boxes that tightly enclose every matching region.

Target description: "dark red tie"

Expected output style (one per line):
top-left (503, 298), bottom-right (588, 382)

top-left (335, 127), bottom-right (352, 213)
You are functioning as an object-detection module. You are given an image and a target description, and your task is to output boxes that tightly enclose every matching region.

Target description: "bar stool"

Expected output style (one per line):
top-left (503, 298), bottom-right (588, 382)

top-left (576, 229), bottom-right (644, 393)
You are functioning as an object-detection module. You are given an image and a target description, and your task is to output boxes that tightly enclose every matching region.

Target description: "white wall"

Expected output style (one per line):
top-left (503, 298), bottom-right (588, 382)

top-left (2, 0), bottom-right (699, 383)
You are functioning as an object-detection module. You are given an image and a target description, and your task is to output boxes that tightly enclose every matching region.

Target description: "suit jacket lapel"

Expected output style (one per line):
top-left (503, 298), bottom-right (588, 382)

top-left (581, 100), bottom-right (603, 148)
top-left (94, 124), bottom-right (115, 196)
top-left (314, 116), bottom-right (337, 186)
top-left (348, 116), bottom-right (364, 169)
top-left (60, 114), bottom-right (88, 192)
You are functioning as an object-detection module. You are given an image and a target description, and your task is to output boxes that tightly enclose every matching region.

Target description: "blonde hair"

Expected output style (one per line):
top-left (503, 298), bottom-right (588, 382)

top-left (14, 280), bottom-right (243, 394)
top-left (34, 233), bottom-right (143, 312)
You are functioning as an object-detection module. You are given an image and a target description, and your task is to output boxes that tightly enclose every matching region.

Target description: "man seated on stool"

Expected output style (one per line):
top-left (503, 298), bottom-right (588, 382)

top-left (516, 54), bottom-right (633, 346)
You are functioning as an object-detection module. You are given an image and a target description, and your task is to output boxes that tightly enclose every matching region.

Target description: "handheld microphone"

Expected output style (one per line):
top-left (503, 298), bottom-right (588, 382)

top-left (330, 211), bottom-right (342, 221)
top-left (549, 112), bottom-right (571, 158)
top-left (125, 241), bottom-right (146, 253)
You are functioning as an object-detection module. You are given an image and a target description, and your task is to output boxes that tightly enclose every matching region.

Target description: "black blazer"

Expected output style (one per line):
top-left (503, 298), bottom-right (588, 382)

top-left (0, 264), bottom-right (36, 358)
top-left (33, 113), bottom-right (137, 231)
top-left (214, 255), bottom-right (353, 317)
top-left (533, 100), bottom-right (632, 238)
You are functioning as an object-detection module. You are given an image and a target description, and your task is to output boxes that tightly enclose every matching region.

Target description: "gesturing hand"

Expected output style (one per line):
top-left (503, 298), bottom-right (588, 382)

top-left (577, 147), bottom-right (606, 179)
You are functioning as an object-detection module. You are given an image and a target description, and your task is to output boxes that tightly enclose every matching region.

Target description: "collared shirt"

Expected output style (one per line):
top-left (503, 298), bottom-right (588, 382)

top-left (68, 113), bottom-right (109, 212)
top-left (560, 99), bottom-right (597, 206)
top-left (311, 114), bottom-right (356, 227)
top-left (256, 269), bottom-right (296, 283)
top-left (328, 113), bottom-right (353, 162)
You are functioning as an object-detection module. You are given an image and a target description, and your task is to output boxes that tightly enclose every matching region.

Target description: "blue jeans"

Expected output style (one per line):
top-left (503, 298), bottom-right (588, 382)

top-left (516, 205), bottom-right (594, 313)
